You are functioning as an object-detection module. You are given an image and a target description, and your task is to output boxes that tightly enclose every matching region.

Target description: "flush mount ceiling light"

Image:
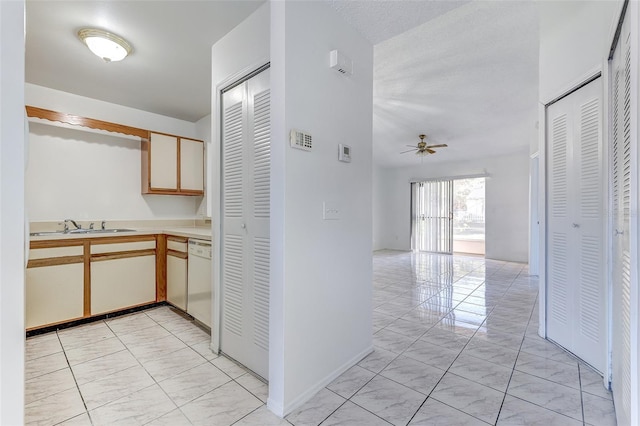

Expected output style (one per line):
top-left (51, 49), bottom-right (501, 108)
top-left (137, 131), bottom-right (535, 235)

top-left (78, 28), bottom-right (132, 62)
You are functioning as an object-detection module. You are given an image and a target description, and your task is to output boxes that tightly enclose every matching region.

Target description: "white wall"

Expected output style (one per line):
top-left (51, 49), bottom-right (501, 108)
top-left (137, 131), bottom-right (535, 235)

top-left (195, 113), bottom-right (211, 218)
top-left (538, 0), bottom-right (621, 102)
top-left (25, 85), bottom-right (201, 221)
top-left (0, 1), bottom-right (25, 423)
top-left (270, 1), bottom-right (373, 415)
top-left (372, 164), bottom-right (388, 251)
top-left (375, 153), bottom-right (529, 262)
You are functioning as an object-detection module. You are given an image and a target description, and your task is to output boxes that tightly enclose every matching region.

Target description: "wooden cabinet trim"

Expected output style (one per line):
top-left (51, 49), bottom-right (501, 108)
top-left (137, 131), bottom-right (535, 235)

top-left (150, 130), bottom-right (204, 143)
top-left (26, 106), bottom-right (149, 139)
top-left (27, 255), bottom-right (84, 268)
top-left (144, 189), bottom-right (202, 196)
top-left (167, 249), bottom-right (188, 260)
top-left (90, 235), bottom-right (156, 245)
top-left (156, 235), bottom-right (167, 302)
top-left (31, 239), bottom-right (84, 249)
top-left (167, 236), bottom-right (189, 243)
top-left (91, 249), bottom-right (156, 262)
top-left (83, 241), bottom-right (91, 317)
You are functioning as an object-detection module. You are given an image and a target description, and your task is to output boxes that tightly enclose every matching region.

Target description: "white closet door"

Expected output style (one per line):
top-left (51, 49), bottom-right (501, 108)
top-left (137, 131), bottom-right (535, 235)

top-left (546, 77), bottom-right (605, 372)
top-left (547, 103), bottom-right (572, 348)
top-left (573, 82), bottom-right (605, 369)
top-left (221, 68), bottom-right (270, 379)
top-left (611, 14), bottom-right (632, 426)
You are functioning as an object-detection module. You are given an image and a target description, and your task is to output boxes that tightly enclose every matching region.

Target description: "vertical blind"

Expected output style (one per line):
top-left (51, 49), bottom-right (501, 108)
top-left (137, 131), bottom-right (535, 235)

top-left (411, 180), bottom-right (453, 254)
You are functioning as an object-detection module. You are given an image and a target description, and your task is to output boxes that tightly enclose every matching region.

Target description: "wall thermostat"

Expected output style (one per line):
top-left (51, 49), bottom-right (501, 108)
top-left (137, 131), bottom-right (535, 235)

top-left (339, 144), bottom-right (351, 163)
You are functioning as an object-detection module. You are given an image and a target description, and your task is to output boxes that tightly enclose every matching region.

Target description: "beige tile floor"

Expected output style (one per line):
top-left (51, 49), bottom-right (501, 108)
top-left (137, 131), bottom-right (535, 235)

top-left (25, 250), bottom-right (617, 425)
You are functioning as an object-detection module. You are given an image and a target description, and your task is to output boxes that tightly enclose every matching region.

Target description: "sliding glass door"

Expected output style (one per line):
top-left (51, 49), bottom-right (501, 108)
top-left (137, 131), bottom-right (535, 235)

top-left (411, 180), bottom-right (453, 253)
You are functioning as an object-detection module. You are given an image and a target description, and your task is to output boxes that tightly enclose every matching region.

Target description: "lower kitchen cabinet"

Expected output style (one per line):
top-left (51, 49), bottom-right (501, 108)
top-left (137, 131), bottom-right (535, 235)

top-left (167, 254), bottom-right (188, 310)
top-left (90, 238), bottom-right (157, 315)
top-left (91, 255), bottom-right (156, 315)
top-left (26, 263), bottom-right (84, 329)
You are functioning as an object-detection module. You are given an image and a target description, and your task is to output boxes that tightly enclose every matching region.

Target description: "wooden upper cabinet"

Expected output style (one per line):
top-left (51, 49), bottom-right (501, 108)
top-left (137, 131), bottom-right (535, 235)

top-left (142, 132), bottom-right (204, 196)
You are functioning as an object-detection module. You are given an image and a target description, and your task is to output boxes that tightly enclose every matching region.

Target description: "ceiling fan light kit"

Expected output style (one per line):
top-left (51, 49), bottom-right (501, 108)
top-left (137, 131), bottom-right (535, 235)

top-left (401, 134), bottom-right (448, 157)
top-left (78, 28), bottom-right (132, 62)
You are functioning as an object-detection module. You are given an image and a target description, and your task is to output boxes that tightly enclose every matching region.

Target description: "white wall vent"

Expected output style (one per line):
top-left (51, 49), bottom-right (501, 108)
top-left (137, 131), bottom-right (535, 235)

top-left (330, 50), bottom-right (353, 76)
top-left (290, 129), bottom-right (312, 151)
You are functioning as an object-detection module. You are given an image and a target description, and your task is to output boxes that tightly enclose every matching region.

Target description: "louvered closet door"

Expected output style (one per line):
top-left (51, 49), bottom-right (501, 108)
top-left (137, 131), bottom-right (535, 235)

top-left (611, 14), bottom-right (632, 426)
top-left (221, 68), bottom-right (270, 379)
top-left (546, 77), bottom-right (605, 372)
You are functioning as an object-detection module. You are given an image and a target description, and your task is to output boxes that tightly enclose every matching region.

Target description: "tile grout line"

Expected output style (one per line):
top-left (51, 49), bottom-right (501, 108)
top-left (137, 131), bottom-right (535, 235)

top-left (491, 265), bottom-right (534, 425)
top-left (402, 260), bottom-right (508, 426)
top-left (578, 363), bottom-right (586, 426)
top-left (55, 324), bottom-right (97, 426)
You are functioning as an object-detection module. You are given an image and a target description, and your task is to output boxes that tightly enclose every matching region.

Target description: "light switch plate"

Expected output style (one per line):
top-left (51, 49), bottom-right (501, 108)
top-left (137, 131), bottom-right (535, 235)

top-left (323, 202), bottom-right (340, 220)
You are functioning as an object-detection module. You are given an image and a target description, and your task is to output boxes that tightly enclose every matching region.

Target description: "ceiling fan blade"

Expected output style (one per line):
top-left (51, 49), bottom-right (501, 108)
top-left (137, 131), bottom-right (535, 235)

top-left (406, 145), bottom-right (417, 148)
top-left (426, 148), bottom-right (436, 154)
top-left (400, 149), bottom-right (416, 154)
top-left (426, 144), bottom-right (448, 148)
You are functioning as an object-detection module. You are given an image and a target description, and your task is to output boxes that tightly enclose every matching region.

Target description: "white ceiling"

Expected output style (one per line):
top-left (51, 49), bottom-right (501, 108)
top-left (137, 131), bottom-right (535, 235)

top-left (25, 1), bottom-right (264, 122)
top-left (357, 1), bottom-right (540, 168)
top-left (26, 1), bottom-right (539, 168)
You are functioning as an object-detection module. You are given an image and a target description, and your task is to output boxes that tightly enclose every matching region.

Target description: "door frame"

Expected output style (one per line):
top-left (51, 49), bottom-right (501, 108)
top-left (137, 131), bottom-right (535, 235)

top-left (529, 153), bottom-right (539, 275)
top-left (211, 61), bottom-right (269, 355)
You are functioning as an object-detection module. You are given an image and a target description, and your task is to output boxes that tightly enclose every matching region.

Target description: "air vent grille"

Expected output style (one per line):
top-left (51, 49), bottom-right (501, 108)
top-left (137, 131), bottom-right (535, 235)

top-left (290, 129), bottom-right (312, 151)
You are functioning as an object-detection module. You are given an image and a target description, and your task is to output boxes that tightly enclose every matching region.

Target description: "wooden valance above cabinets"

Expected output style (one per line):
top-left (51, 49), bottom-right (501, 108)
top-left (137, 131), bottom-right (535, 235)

top-left (25, 106), bottom-right (204, 196)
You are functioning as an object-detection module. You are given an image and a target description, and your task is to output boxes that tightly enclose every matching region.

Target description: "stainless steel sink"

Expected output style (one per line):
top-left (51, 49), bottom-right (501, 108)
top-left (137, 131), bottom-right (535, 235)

top-left (29, 231), bottom-right (65, 237)
top-left (30, 228), bottom-right (135, 237)
top-left (88, 229), bottom-right (135, 234)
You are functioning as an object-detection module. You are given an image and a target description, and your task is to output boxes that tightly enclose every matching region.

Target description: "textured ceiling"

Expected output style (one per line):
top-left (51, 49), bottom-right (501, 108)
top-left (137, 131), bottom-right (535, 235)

top-left (25, 1), bottom-right (264, 122)
top-left (368, 1), bottom-right (539, 167)
top-left (327, 0), bottom-right (471, 44)
top-left (326, 1), bottom-right (539, 168)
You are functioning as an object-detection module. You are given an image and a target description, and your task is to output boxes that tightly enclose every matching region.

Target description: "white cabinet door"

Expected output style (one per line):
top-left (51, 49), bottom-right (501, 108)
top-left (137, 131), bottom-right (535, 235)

top-left (546, 77), bottom-right (606, 372)
top-left (167, 255), bottom-right (187, 311)
top-left (220, 67), bottom-right (270, 379)
top-left (91, 256), bottom-right (156, 314)
top-left (180, 138), bottom-right (204, 192)
top-left (150, 132), bottom-right (178, 190)
top-left (26, 263), bottom-right (84, 329)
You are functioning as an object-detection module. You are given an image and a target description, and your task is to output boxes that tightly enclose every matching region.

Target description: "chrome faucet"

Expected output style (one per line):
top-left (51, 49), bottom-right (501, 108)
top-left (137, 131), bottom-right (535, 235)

top-left (64, 219), bottom-right (81, 232)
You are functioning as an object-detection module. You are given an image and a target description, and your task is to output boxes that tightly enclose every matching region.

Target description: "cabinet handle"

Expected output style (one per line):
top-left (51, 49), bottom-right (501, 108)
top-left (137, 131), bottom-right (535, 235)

top-left (572, 223), bottom-right (580, 228)
top-left (241, 223), bottom-right (246, 229)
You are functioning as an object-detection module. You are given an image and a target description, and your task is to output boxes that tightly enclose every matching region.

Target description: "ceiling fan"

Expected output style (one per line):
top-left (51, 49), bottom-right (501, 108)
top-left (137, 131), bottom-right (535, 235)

top-left (400, 134), bottom-right (448, 156)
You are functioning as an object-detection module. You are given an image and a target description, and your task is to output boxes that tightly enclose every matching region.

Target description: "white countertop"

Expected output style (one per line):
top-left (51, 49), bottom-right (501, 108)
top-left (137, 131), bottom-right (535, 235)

top-left (30, 226), bottom-right (211, 242)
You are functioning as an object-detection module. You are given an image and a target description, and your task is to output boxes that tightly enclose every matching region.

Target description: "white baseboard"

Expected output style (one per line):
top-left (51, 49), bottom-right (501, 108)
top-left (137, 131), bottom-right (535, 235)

top-left (269, 345), bottom-right (373, 418)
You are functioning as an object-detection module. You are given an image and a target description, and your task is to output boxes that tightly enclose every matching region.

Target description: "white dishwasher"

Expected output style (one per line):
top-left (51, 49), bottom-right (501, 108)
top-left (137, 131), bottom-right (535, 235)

top-left (187, 239), bottom-right (212, 328)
